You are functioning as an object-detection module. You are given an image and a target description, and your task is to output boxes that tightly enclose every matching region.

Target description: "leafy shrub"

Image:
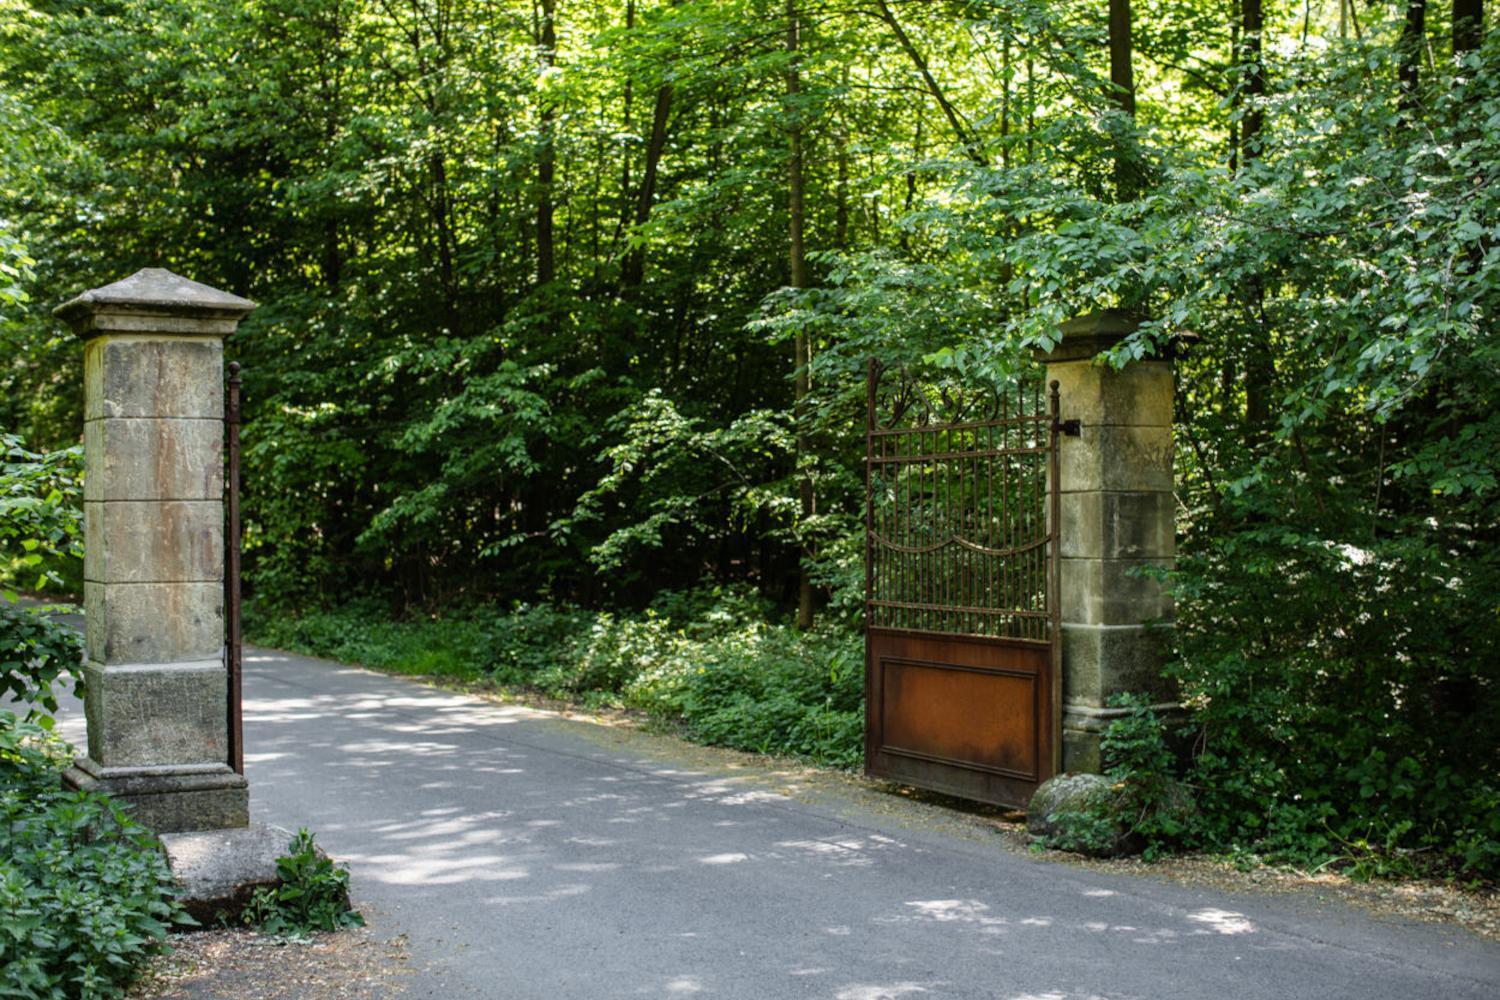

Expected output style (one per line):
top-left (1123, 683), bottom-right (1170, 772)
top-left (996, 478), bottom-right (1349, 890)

top-left (249, 602), bottom-right (492, 680)
top-left (0, 601), bottom-right (82, 719)
top-left (1170, 523), bottom-right (1500, 881)
top-left (0, 434), bottom-right (82, 599)
top-left (242, 829), bottom-right (362, 940)
top-left (0, 712), bottom-right (182, 999)
top-left (666, 626), bottom-right (863, 768)
top-left (0, 432), bottom-right (83, 719)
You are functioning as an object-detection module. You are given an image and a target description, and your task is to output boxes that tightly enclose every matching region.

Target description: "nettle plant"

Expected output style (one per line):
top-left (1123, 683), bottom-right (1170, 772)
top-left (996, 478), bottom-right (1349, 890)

top-left (242, 829), bottom-right (363, 940)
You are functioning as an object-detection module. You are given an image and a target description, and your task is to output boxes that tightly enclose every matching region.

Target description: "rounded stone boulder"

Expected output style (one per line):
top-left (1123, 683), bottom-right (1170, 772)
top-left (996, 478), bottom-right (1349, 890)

top-left (1025, 772), bottom-right (1142, 858)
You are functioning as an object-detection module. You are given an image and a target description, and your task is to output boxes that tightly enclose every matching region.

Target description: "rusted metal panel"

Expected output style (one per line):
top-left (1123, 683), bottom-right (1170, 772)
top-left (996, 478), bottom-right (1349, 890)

top-left (865, 629), bottom-right (1052, 808)
top-left (863, 361), bottom-right (1069, 808)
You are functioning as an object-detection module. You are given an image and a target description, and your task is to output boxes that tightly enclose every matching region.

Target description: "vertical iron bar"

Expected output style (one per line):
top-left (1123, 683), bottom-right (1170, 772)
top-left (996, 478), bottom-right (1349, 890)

top-left (1002, 386), bottom-right (1014, 638)
top-left (865, 359), bottom-right (876, 630)
top-left (1048, 378), bottom-right (1064, 775)
top-left (225, 362), bottom-right (244, 776)
top-left (985, 419), bottom-right (995, 636)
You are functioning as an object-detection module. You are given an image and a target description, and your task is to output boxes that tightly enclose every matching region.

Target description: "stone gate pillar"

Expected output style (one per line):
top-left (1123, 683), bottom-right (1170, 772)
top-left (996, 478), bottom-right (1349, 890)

top-left (56, 268), bottom-right (255, 833)
top-left (1039, 310), bottom-right (1176, 772)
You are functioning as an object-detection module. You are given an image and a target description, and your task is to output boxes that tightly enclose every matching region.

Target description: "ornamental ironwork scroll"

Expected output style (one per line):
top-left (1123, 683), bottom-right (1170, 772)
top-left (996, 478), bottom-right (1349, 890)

top-left (863, 362), bottom-right (1060, 642)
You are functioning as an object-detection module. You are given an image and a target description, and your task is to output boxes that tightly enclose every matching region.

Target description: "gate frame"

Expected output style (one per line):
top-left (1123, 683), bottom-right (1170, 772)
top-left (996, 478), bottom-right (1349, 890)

top-left (862, 361), bottom-right (1076, 808)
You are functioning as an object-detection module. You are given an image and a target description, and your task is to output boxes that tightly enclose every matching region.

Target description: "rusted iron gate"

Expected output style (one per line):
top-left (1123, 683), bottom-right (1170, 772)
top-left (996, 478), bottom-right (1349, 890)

top-left (864, 361), bottom-right (1073, 808)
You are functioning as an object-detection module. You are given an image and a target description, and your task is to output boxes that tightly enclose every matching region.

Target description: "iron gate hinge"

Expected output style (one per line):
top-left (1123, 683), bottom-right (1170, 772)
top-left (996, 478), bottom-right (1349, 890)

top-left (1056, 418), bottom-right (1081, 437)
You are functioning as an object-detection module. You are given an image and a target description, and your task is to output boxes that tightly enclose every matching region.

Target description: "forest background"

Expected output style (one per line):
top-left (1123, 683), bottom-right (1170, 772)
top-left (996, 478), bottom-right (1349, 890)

top-left (1, 0), bottom-right (1497, 879)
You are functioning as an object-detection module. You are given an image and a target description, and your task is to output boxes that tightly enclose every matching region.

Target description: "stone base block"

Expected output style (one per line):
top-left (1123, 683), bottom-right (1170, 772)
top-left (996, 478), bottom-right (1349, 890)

top-left (160, 824), bottom-right (300, 924)
top-left (1061, 727), bottom-right (1103, 774)
top-left (64, 758), bottom-right (248, 833)
top-left (1061, 622), bottom-right (1177, 707)
top-left (82, 659), bottom-right (229, 768)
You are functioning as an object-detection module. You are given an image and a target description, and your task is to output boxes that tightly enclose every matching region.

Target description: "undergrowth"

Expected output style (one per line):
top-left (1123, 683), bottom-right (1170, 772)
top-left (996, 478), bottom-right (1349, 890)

top-left (249, 587), bottom-right (865, 769)
top-left (0, 712), bottom-right (185, 998)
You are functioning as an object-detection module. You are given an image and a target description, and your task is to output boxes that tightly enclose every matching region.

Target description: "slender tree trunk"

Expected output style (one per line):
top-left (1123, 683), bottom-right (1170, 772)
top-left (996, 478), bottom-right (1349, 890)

top-left (1399, 0), bottom-right (1427, 116)
top-left (430, 152), bottom-right (457, 319)
top-left (1108, 0), bottom-right (1136, 198)
top-left (1454, 0), bottom-right (1482, 55)
top-left (622, 81), bottom-right (673, 288)
top-left (787, 0), bottom-right (814, 630)
top-left (620, 0), bottom-right (634, 235)
top-left (1001, 34), bottom-right (1011, 168)
top-left (536, 0), bottom-right (558, 288)
top-left (1241, 0), bottom-right (1273, 434)
top-left (835, 67), bottom-right (850, 249)
top-left (874, 0), bottom-right (984, 165)
top-left (1108, 0), bottom-right (1136, 117)
top-left (1242, 0), bottom-right (1264, 160)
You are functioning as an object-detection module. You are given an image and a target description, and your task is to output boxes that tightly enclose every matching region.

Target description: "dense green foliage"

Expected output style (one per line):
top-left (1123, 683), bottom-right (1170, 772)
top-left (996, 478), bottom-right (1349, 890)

top-left (0, 714), bottom-right (182, 999)
top-left (0, 434), bottom-right (83, 715)
top-left (242, 829), bottom-right (363, 939)
top-left (251, 589), bottom-right (865, 767)
top-left (1, 0), bottom-right (1496, 878)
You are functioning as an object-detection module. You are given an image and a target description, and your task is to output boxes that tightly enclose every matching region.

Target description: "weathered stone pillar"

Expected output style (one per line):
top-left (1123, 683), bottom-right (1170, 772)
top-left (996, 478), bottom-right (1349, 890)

top-left (56, 268), bottom-right (255, 833)
top-left (1039, 310), bottom-right (1176, 772)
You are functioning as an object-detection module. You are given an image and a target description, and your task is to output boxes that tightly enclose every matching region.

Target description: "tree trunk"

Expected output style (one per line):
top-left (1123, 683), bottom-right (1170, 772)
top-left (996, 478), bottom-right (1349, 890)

top-left (1108, 0), bottom-right (1136, 199)
top-left (622, 82), bottom-right (673, 288)
top-left (1399, 0), bottom-right (1426, 116)
top-left (1454, 0), bottom-right (1482, 55)
top-left (430, 151), bottom-right (457, 320)
top-left (787, 0), bottom-right (814, 631)
top-left (1241, 0), bottom-right (1272, 434)
top-left (1108, 0), bottom-right (1136, 117)
top-left (1242, 0), bottom-right (1264, 160)
top-left (536, 0), bottom-right (558, 288)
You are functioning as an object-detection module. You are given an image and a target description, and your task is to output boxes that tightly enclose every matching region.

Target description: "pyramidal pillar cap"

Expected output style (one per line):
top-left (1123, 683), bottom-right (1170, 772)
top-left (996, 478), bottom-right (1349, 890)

top-left (55, 268), bottom-right (257, 339)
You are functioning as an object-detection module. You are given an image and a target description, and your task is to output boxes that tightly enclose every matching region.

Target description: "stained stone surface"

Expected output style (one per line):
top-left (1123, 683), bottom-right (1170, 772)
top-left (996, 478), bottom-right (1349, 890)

top-left (1060, 623), bottom-right (1175, 706)
top-left (84, 580), bottom-right (224, 664)
top-left (1057, 423), bottom-right (1174, 493)
top-left (1050, 359), bottom-right (1173, 428)
top-left (83, 337), bottom-right (224, 420)
top-left (83, 418), bottom-right (223, 501)
top-left (1059, 556), bottom-right (1173, 627)
top-left (1059, 490), bottom-right (1175, 560)
top-left (81, 659), bottom-right (228, 767)
top-left (83, 500), bottom-right (222, 584)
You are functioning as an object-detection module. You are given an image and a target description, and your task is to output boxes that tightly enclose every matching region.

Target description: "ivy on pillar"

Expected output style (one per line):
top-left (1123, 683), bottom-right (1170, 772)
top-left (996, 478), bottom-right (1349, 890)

top-left (1038, 309), bottom-right (1177, 773)
top-left (56, 268), bottom-right (255, 834)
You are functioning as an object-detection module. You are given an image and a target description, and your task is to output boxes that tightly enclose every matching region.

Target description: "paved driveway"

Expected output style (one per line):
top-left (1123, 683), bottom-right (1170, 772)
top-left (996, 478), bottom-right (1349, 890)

top-left (50, 645), bottom-right (1500, 999)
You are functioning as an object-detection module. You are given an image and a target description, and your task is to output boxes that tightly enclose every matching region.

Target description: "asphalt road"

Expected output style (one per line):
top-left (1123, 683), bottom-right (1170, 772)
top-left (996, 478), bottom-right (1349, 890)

top-left (49, 644), bottom-right (1500, 1000)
